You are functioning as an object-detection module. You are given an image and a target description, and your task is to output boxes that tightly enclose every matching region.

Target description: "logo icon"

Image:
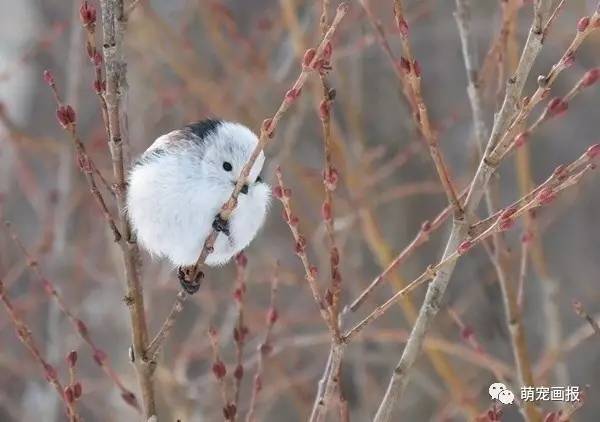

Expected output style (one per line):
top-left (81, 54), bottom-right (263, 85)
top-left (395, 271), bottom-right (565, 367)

top-left (498, 389), bottom-right (515, 405)
top-left (489, 382), bottom-right (507, 400)
top-left (489, 382), bottom-right (514, 404)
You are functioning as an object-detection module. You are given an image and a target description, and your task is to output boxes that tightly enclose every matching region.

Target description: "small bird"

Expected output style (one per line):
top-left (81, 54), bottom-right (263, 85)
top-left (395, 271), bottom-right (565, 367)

top-left (126, 119), bottom-right (270, 293)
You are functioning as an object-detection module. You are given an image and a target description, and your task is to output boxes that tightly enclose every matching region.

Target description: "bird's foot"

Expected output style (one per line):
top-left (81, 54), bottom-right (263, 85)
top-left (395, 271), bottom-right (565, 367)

top-left (177, 266), bottom-right (204, 295)
top-left (212, 214), bottom-right (230, 236)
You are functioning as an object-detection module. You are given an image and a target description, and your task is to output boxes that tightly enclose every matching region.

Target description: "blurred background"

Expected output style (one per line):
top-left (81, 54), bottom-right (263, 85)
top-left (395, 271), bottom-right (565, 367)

top-left (0, 0), bottom-right (599, 421)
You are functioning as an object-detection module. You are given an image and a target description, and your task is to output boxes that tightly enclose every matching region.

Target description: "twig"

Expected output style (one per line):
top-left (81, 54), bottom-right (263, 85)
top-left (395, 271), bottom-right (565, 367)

top-left (572, 301), bottom-right (600, 338)
top-left (245, 264), bottom-right (280, 422)
top-left (0, 279), bottom-right (78, 420)
top-left (372, 2), bottom-right (555, 417)
top-left (347, 220), bottom-right (432, 313)
top-left (208, 328), bottom-right (236, 420)
top-left (2, 221), bottom-right (140, 410)
top-left (454, 0), bottom-right (487, 152)
top-left (232, 253), bottom-right (249, 410)
top-left (274, 169), bottom-right (333, 331)
top-left (392, 0), bottom-right (462, 215)
top-left (43, 71), bottom-right (121, 242)
top-left (187, 3), bottom-right (350, 282)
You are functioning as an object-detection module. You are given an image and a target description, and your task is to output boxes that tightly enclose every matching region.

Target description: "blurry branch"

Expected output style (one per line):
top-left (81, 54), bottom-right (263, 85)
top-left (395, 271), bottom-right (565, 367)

top-left (373, 2), bottom-right (600, 419)
top-left (98, 0), bottom-right (155, 418)
top-left (0, 279), bottom-right (78, 421)
top-left (275, 168), bottom-right (344, 422)
top-left (344, 143), bottom-right (597, 343)
top-left (245, 264), bottom-right (280, 422)
top-left (454, 0), bottom-right (487, 152)
top-left (356, 2), bottom-right (479, 412)
top-left (42, 72), bottom-right (121, 242)
top-left (0, 108), bottom-right (62, 153)
top-left (361, 0), bottom-right (462, 214)
top-left (232, 254), bottom-right (249, 410)
top-left (207, 329), bottom-right (236, 420)
top-left (347, 194), bottom-right (460, 313)
top-left (1, 221), bottom-right (140, 411)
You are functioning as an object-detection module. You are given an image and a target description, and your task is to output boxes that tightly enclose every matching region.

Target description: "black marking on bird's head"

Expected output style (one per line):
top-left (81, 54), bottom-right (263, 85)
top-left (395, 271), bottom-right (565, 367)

top-left (185, 119), bottom-right (223, 142)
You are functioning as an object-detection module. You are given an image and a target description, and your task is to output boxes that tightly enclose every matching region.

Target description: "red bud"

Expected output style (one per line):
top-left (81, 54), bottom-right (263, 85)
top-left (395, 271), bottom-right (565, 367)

top-left (421, 220), bottom-right (431, 232)
top-left (64, 386), bottom-right (75, 403)
top-left (546, 97), bottom-right (568, 118)
top-left (325, 167), bottom-right (339, 191)
top-left (76, 319), bottom-right (88, 336)
top-left (500, 207), bottom-right (517, 220)
top-left (330, 247), bottom-right (340, 266)
top-left (457, 240), bottom-right (473, 255)
top-left (302, 49), bottom-right (316, 67)
top-left (586, 144), bottom-right (600, 159)
top-left (395, 16), bottom-right (409, 37)
top-left (537, 187), bottom-right (556, 205)
top-left (212, 360), bottom-right (227, 379)
top-left (79, 1), bottom-right (97, 26)
top-left (56, 105), bottom-right (76, 127)
top-left (92, 51), bottom-right (103, 66)
top-left (319, 99), bottom-right (330, 120)
top-left (273, 186), bottom-right (283, 199)
top-left (121, 391), bottom-right (139, 409)
top-left (499, 218), bottom-right (515, 231)
top-left (234, 364), bottom-right (244, 380)
top-left (44, 363), bottom-right (58, 381)
top-left (285, 88), bottom-right (301, 102)
top-left (322, 41), bottom-right (333, 61)
top-left (562, 51), bottom-right (575, 68)
top-left (582, 68), bottom-right (600, 87)
top-left (43, 70), bottom-right (55, 86)
top-left (235, 252), bottom-right (247, 268)
top-left (267, 307), bottom-right (278, 324)
top-left (577, 16), bottom-right (590, 32)
top-left (72, 382), bottom-right (82, 399)
top-left (295, 236), bottom-right (307, 254)
top-left (223, 403), bottom-right (237, 420)
top-left (67, 350), bottom-right (78, 368)
top-left (514, 131), bottom-right (529, 148)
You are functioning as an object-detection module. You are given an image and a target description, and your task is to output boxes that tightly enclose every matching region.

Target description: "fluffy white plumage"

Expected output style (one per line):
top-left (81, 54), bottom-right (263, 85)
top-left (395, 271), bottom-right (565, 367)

top-left (126, 120), bottom-right (270, 267)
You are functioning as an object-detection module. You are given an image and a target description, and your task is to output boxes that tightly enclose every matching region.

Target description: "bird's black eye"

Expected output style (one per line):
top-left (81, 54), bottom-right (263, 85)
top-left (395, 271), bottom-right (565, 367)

top-left (256, 176), bottom-right (263, 183)
top-left (223, 162), bottom-right (233, 172)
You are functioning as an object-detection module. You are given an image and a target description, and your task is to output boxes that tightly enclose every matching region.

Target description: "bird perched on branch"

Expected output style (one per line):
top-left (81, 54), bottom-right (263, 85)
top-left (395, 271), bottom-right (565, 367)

top-left (126, 119), bottom-right (270, 293)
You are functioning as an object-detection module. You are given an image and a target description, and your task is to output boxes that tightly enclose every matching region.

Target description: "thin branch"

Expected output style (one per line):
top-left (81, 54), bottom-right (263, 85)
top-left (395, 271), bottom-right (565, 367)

top-left (392, 0), bottom-right (462, 215)
top-left (245, 264), bottom-right (280, 422)
top-left (99, 0), bottom-right (155, 417)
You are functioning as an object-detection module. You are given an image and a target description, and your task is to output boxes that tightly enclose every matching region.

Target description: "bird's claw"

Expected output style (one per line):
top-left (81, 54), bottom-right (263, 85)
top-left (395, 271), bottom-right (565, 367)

top-left (177, 267), bottom-right (204, 295)
top-left (212, 215), bottom-right (230, 236)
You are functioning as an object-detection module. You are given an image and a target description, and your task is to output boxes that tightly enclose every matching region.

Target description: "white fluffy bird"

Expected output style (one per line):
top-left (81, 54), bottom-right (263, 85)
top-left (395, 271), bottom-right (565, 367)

top-left (126, 120), bottom-right (270, 288)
